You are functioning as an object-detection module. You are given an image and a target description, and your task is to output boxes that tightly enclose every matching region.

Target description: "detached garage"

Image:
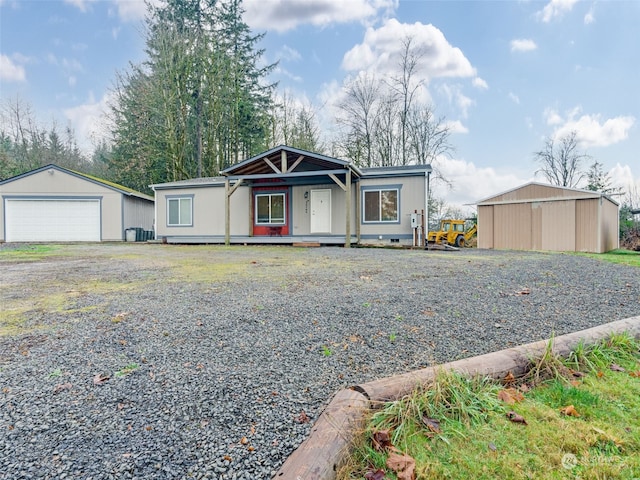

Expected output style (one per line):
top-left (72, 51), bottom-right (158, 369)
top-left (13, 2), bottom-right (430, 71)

top-left (0, 165), bottom-right (154, 242)
top-left (476, 182), bottom-right (619, 253)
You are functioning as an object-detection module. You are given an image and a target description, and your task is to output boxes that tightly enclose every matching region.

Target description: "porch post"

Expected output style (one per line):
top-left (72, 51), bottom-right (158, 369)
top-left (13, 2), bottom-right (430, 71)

top-left (345, 169), bottom-right (351, 248)
top-left (225, 178), bottom-right (230, 245)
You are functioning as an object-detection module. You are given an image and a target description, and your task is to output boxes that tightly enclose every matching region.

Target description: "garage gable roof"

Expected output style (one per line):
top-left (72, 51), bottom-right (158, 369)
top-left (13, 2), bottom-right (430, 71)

top-left (476, 181), bottom-right (619, 206)
top-left (0, 164), bottom-right (154, 202)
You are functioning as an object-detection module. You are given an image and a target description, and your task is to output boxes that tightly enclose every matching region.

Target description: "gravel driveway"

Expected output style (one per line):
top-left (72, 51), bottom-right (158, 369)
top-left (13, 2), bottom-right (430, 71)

top-left (1, 244), bottom-right (639, 479)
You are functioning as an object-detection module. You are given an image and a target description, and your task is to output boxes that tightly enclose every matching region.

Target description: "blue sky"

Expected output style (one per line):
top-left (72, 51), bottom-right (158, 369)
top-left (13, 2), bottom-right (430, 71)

top-left (1, 0), bottom-right (638, 208)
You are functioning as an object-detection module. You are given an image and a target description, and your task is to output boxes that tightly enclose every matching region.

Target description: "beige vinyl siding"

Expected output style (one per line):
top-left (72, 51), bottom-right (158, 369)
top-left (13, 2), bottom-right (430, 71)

top-left (358, 176), bottom-right (425, 243)
top-left (290, 184), bottom-right (356, 236)
top-left (155, 186), bottom-right (250, 238)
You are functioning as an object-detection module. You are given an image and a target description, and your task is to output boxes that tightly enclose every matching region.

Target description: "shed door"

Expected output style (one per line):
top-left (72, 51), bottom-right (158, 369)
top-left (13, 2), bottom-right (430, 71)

top-left (5, 199), bottom-right (101, 242)
top-left (310, 189), bottom-right (331, 234)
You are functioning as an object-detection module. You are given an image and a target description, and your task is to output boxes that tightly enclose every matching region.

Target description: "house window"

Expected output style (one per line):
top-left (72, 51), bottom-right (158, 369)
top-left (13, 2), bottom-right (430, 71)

top-left (256, 193), bottom-right (285, 225)
top-left (167, 197), bottom-right (193, 226)
top-left (363, 189), bottom-right (399, 223)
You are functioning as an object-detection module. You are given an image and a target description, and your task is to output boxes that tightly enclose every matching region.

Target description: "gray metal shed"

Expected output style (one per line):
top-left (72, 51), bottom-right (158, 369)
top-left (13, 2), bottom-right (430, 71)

top-left (476, 182), bottom-right (619, 253)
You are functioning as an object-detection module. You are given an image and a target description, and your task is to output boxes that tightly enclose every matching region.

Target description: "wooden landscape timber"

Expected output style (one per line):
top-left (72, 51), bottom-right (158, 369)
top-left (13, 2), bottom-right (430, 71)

top-left (274, 315), bottom-right (640, 479)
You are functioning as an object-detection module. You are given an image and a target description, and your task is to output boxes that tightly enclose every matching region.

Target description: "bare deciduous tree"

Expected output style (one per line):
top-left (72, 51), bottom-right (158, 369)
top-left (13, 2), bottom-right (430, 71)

top-left (336, 73), bottom-right (380, 167)
top-left (534, 131), bottom-right (589, 188)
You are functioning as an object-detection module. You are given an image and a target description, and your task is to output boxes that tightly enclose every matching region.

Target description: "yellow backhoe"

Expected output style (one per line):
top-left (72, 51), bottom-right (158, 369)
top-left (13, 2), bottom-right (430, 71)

top-left (427, 219), bottom-right (477, 248)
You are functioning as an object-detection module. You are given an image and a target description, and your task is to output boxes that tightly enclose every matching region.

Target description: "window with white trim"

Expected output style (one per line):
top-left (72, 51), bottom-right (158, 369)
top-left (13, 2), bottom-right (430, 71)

top-left (363, 189), bottom-right (398, 223)
top-left (256, 193), bottom-right (285, 225)
top-left (167, 197), bottom-right (193, 226)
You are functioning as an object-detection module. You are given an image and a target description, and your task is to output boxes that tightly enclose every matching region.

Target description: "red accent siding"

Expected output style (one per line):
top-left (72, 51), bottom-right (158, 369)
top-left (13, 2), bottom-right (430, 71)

top-left (253, 186), bottom-right (289, 236)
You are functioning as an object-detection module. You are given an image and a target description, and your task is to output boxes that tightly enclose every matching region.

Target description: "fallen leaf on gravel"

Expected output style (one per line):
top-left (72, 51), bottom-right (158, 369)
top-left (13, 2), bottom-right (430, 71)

top-left (503, 371), bottom-right (516, 387)
top-left (506, 411), bottom-right (528, 425)
top-left (364, 469), bottom-right (386, 480)
top-left (247, 445), bottom-right (255, 452)
top-left (223, 455), bottom-right (232, 462)
top-left (610, 364), bottom-right (625, 372)
top-left (2, 387), bottom-right (10, 393)
top-left (560, 405), bottom-right (580, 417)
top-left (240, 437), bottom-right (249, 445)
top-left (53, 383), bottom-right (72, 394)
top-left (422, 416), bottom-right (441, 434)
top-left (250, 425), bottom-right (256, 435)
top-left (8, 425), bottom-right (14, 430)
top-left (498, 388), bottom-right (524, 404)
top-left (295, 410), bottom-right (310, 424)
top-left (372, 429), bottom-right (393, 451)
top-left (386, 451), bottom-right (416, 480)
top-left (122, 453), bottom-right (132, 458)
top-left (145, 426), bottom-right (153, 431)
top-left (93, 373), bottom-right (110, 385)
top-left (515, 288), bottom-right (530, 296)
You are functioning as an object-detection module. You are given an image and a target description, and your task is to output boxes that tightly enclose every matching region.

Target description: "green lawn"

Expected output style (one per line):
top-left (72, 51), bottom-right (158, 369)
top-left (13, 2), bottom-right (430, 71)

top-left (340, 334), bottom-right (640, 480)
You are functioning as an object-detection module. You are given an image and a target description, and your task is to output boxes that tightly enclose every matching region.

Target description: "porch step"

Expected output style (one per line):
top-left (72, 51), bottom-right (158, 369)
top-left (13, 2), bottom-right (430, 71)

top-left (293, 242), bottom-right (322, 247)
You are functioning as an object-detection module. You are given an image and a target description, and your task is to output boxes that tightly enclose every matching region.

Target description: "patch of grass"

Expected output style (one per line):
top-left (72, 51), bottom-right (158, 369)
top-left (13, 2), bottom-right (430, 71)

top-left (322, 345), bottom-right (333, 357)
top-left (115, 363), bottom-right (139, 377)
top-left (340, 334), bottom-right (640, 480)
top-left (575, 248), bottom-right (640, 268)
top-left (0, 281), bottom-right (135, 336)
top-left (0, 244), bottom-right (59, 262)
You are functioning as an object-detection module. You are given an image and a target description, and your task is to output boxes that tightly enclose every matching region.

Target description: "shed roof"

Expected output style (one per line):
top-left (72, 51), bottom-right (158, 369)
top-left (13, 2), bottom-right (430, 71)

top-left (0, 164), bottom-right (154, 202)
top-left (476, 182), bottom-right (619, 207)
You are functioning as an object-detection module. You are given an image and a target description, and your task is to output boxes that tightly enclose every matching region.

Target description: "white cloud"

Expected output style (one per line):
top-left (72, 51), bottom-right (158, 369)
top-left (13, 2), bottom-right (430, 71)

top-left (584, 7), bottom-right (595, 25)
top-left (342, 19), bottom-right (476, 81)
top-left (509, 92), bottom-right (520, 104)
top-left (113, 0), bottom-right (162, 22)
top-left (537, 0), bottom-right (579, 23)
top-left (63, 92), bottom-right (112, 151)
top-left (547, 106), bottom-right (636, 148)
top-left (68, 75), bottom-right (77, 87)
top-left (436, 157), bottom-right (532, 208)
top-left (510, 39), bottom-right (537, 53)
top-left (0, 54), bottom-right (26, 82)
top-left (439, 84), bottom-right (474, 118)
top-left (609, 163), bottom-right (640, 194)
top-left (243, 0), bottom-right (397, 32)
top-left (472, 77), bottom-right (488, 90)
top-left (63, 0), bottom-right (97, 12)
top-left (278, 45), bottom-right (302, 62)
top-left (445, 120), bottom-right (468, 134)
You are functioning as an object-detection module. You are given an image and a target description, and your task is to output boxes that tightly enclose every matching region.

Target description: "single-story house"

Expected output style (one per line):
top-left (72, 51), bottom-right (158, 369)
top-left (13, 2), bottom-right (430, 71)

top-left (151, 145), bottom-right (431, 246)
top-left (476, 182), bottom-right (619, 253)
top-left (0, 164), bottom-right (154, 242)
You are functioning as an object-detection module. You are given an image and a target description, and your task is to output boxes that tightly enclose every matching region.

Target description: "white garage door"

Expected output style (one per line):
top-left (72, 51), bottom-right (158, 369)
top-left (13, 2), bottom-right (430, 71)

top-left (5, 199), bottom-right (101, 242)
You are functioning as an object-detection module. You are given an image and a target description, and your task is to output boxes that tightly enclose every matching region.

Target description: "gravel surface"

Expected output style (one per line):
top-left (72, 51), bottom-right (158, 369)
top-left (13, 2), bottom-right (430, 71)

top-left (1, 244), bottom-right (639, 479)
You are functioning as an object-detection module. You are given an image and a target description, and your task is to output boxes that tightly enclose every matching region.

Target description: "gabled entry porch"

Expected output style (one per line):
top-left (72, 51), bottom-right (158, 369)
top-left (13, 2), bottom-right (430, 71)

top-left (221, 145), bottom-right (362, 247)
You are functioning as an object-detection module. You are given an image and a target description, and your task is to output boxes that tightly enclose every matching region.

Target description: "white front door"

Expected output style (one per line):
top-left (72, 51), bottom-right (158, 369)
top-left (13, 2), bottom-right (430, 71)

top-left (310, 189), bottom-right (331, 233)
